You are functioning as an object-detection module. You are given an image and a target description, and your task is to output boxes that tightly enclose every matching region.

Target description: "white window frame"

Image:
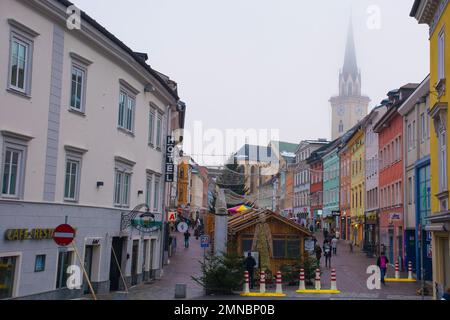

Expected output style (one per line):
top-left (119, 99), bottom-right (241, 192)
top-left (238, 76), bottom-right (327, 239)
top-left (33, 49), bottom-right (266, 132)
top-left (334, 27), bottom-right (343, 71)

top-left (149, 107), bottom-right (156, 147)
top-left (153, 175), bottom-right (161, 212)
top-left (117, 82), bottom-right (138, 134)
top-left (69, 54), bottom-right (91, 114)
top-left (439, 126), bottom-right (447, 191)
top-left (1, 138), bottom-right (27, 199)
top-left (63, 153), bottom-right (82, 202)
top-left (438, 27), bottom-right (445, 81)
top-left (114, 161), bottom-right (133, 208)
top-left (156, 112), bottom-right (163, 150)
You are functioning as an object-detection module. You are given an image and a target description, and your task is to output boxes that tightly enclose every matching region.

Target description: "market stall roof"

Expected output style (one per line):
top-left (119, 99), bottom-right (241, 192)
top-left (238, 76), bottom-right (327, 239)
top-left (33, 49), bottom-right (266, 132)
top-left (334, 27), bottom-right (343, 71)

top-left (228, 209), bottom-right (312, 236)
top-left (227, 205), bottom-right (252, 214)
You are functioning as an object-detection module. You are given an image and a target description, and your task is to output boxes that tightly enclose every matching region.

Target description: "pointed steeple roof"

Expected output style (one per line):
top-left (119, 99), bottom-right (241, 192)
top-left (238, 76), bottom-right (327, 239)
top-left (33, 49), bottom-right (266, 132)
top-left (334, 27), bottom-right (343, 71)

top-left (342, 17), bottom-right (358, 78)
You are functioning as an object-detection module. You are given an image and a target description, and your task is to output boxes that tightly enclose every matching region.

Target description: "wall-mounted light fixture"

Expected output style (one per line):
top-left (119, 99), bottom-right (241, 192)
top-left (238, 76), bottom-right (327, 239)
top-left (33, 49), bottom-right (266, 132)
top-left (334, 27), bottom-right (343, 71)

top-left (138, 190), bottom-right (144, 196)
top-left (97, 181), bottom-right (104, 188)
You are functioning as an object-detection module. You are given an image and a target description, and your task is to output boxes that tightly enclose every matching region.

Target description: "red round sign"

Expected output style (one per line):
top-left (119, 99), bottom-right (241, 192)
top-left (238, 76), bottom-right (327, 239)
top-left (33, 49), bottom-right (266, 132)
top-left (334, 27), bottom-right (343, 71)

top-left (53, 224), bottom-right (76, 246)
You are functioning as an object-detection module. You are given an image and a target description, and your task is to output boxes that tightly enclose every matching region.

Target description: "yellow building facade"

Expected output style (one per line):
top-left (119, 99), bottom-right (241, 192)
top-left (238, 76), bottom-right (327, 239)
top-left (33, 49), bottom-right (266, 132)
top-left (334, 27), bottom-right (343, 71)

top-left (411, 0), bottom-right (450, 299)
top-left (349, 127), bottom-right (365, 247)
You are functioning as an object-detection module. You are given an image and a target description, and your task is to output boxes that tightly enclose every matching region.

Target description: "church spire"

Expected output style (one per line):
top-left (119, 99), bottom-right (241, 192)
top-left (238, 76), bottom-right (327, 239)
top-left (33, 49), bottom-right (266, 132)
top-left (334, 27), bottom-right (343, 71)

top-left (342, 16), bottom-right (358, 79)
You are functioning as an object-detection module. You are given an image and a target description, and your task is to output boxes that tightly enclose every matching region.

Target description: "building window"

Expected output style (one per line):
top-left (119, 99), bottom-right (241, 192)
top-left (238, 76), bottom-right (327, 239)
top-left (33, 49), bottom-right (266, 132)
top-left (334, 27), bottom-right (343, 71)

top-left (118, 91), bottom-right (136, 133)
top-left (2, 148), bottom-right (22, 197)
top-left (114, 160), bottom-right (133, 208)
top-left (156, 113), bottom-right (162, 149)
top-left (70, 66), bottom-right (85, 111)
top-left (9, 37), bottom-right (29, 92)
top-left (408, 177), bottom-right (413, 205)
top-left (339, 121), bottom-right (344, 133)
top-left (149, 108), bottom-right (155, 146)
top-left (56, 251), bottom-right (73, 289)
top-left (439, 126), bottom-right (447, 191)
top-left (146, 175), bottom-right (152, 208)
top-left (64, 159), bottom-right (80, 201)
top-left (421, 113), bottom-right (426, 143)
top-left (438, 28), bottom-right (445, 81)
top-left (34, 255), bottom-right (46, 272)
top-left (153, 176), bottom-right (161, 212)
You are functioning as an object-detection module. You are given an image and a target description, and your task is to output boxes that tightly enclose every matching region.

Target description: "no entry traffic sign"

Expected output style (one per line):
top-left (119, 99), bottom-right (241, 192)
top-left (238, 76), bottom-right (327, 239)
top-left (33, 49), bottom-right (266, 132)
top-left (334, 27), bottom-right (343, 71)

top-left (53, 224), bottom-right (76, 246)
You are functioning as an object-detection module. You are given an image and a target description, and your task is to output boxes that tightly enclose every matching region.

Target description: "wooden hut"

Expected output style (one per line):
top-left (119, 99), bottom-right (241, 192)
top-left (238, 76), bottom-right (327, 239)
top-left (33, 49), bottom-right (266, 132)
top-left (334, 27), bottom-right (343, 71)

top-left (227, 209), bottom-right (312, 276)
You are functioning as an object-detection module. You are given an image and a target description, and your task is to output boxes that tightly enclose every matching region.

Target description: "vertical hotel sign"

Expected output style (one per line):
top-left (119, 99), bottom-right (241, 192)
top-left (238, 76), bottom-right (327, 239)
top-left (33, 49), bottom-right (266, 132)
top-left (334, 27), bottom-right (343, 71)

top-left (165, 136), bottom-right (175, 182)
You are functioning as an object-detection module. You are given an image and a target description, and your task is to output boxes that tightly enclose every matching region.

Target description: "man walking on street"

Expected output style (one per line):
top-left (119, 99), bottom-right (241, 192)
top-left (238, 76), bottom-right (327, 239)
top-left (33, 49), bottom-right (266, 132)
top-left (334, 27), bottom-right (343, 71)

top-left (323, 240), bottom-right (332, 268)
top-left (184, 230), bottom-right (191, 248)
top-left (244, 252), bottom-right (257, 289)
top-left (377, 251), bottom-right (389, 285)
top-left (331, 236), bottom-right (338, 255)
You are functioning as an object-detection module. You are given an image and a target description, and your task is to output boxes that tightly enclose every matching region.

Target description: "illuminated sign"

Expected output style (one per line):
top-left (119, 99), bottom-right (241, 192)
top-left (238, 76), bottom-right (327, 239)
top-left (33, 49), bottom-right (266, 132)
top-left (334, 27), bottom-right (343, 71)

top-left (5, 229), bottom-right (54, 241)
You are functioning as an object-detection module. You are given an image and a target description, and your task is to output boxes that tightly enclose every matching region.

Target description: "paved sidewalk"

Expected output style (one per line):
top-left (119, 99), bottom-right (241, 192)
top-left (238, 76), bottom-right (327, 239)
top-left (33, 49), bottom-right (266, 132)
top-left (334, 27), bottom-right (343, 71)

top-left (92, 231), bottom-right (205, 300)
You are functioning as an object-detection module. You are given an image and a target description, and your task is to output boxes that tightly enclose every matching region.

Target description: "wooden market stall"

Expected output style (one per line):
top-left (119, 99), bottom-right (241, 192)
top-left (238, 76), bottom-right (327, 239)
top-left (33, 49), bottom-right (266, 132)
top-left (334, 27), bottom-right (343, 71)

top-left (227, 209), bottom-right (312, 277)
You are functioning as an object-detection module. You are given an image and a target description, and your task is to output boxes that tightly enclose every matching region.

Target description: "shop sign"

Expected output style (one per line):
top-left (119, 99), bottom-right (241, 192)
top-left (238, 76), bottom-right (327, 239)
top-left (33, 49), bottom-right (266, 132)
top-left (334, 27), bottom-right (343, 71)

top-left (121, 204), bottom-right (162, 233)
top-left (389, 213), bottom-right (401, 220)
top-left (332, 211), bottom-right (341, 217)
top-left (5, 228), bottom-right (54, 241)
top-left (165, 136), bottom-right (176, 182)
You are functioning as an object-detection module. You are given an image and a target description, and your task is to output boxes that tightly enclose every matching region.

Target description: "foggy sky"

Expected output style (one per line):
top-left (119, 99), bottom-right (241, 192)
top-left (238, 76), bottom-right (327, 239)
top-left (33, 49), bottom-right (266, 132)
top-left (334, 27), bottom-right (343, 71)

top-left (70, 0), bottom-right (430, 165)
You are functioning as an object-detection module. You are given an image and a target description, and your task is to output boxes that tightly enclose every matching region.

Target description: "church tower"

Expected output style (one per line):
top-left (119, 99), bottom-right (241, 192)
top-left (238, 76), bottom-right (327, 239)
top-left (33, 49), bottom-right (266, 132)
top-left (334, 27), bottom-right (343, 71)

top-left (330, 19), bottom-right (370, 140)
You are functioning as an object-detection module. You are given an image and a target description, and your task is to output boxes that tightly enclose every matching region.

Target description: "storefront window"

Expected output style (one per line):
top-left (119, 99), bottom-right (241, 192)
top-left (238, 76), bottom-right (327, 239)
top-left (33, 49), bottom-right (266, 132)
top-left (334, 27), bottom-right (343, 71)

top-left (0, 256), bottom-right (17, 299)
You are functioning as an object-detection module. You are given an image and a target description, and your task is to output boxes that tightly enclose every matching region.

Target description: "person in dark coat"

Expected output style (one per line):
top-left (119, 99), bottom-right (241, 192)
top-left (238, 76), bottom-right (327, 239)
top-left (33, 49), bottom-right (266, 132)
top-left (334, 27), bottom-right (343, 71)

top-left (244, 253), bottom-right (257, 289)
top-left (315, 244), bottom-right (322, 268)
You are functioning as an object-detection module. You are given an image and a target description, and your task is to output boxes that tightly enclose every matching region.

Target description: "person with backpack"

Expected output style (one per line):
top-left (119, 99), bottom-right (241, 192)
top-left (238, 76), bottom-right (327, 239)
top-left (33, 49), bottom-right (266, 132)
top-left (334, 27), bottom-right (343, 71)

top-left (377, 251), bottom-right (389, 285)
top-left (323, 240), bottom-right (332, 268)
top-left (314, 244), bottom-right (322, 268)
top-left (244, 252), bottom-right (257, 289)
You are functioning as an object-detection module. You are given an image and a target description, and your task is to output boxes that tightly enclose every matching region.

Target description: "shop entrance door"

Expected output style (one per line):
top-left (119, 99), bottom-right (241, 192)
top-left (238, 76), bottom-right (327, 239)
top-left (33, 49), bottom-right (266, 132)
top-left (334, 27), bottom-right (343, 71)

top-left (388, 230), bottom-right (394, 263)
top-left (0, 256), bottom-right (17, 299)
top-left (131, 240), bottom-right (139, 286)
top-left (83, 245), bottom-right (93, 294)
top-left (109, 237), bottom-right (125, 291)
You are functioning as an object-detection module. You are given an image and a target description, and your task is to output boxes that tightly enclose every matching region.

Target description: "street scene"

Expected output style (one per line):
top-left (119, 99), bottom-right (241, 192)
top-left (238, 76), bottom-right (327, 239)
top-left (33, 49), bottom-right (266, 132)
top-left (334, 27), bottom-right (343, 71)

top-left (1, 0), bottom-right (450, 302)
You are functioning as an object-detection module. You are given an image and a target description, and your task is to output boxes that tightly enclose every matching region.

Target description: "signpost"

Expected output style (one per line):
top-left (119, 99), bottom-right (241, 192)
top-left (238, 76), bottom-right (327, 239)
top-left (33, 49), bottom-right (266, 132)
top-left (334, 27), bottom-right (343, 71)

top-left (53, 222), bottom-right (97, 300)
top-left (165, 136), bottom-right (176, 182)
top-left (200, 235), bottom-right (210, 265)
top-left (177, 222), bottom-right (189, 233)
top-left (168, 211), bottom-right (177, 223)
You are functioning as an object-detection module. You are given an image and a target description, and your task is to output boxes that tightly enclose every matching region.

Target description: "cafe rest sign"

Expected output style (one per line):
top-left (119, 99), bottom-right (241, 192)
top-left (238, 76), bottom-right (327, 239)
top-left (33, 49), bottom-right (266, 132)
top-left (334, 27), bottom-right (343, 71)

top-left (5, 228), bottom-right (55, 241)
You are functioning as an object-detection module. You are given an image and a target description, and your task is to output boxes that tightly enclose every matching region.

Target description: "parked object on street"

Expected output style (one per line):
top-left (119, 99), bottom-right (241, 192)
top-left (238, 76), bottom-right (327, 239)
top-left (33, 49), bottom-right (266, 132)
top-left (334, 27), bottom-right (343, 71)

top-left (175, 283), bottom-right (187, 299)
top-left (243, 271), bottom-right (250, 294)
top-left (315, 269), bottom-right (321, 291)
top-left (275, 271), bottom-right (283, 294)
top-left (330, 269), bottom-right (337, 291)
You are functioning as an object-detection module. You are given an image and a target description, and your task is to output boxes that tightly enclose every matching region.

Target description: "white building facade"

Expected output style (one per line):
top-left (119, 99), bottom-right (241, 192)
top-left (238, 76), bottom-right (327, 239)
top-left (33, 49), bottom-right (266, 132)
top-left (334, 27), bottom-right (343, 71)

top-left (0, 0), bottom-right (184, 299)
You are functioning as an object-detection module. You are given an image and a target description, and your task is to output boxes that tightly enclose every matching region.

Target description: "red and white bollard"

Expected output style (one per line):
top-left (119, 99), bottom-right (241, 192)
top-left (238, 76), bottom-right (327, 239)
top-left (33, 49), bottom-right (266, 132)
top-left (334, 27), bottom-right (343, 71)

top-left (331, 269), bottom-right (337, 291)
top-left (408, 261), bottom-right (413, 280)
top-left (298, 269), bottom-right (306, 291)
top-left (276, 271), bottom-right (283, 294)
top-left (260, 271), bottom-right (266, 294)
top-left (315, 269), bottom-right (321, 291)
top-left (395, 261), bottom-right (400, 279)
top-left (243, 271), bottom-right (250, 294)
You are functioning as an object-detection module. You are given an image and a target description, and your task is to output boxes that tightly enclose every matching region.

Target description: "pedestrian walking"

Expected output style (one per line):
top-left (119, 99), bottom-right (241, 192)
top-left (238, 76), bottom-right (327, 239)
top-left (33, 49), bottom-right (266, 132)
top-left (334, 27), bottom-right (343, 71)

top-left (184, 230), bottom-right (191, 248)
top-left (244, 252), bottom-right (257, 289)
top-left (194, 227), bottom-right (199, 240)
top-left (323, 240), bottom-right (332, 268)
top-left (377, 251), bottom-right (389, 285)
top-left (314, 244), bottom-right (322, 268)
top-left (331, 236), bottom-right (338, 255)
top-left (349, 240), bottom-right (353, 253)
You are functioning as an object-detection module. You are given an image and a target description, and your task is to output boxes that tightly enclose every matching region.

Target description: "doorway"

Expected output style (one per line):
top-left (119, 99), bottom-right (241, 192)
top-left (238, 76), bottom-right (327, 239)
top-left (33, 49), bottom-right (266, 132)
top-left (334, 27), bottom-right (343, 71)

top-left (109, 237), bottom-right (125, 291)
top-left (131, 240), bottom-right (139, 286)
top-left (143, 240), bottom-right (149, 282)
top-left (388, 230), bottom-right (394, 263)
top-left (83, 245), bottom-right (94, 294)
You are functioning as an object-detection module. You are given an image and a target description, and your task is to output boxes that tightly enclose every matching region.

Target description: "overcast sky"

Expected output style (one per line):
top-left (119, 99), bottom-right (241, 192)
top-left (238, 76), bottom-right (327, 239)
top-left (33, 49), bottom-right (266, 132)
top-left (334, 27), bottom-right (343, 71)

top-left (71, 0), bottom-right (429, 165)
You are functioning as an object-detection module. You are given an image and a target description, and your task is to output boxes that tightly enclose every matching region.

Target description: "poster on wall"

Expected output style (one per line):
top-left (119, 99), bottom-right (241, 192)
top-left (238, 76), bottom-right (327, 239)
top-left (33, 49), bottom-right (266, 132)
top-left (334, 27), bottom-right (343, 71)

top-left (304, 238), bottom-right (315, 253)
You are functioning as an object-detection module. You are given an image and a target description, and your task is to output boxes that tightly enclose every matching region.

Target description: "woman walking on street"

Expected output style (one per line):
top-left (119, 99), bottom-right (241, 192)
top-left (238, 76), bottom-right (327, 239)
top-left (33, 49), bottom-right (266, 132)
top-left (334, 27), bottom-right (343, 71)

top-left (377, 252), bottom-right (389, 285)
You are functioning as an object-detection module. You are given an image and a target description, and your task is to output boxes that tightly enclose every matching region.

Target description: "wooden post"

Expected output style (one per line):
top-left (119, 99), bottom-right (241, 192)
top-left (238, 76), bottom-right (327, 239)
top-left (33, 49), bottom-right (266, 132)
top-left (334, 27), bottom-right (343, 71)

top-left (111, 245), bottom-right (129, 293)
top-left (71, 241), bottom-right (97, 300)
